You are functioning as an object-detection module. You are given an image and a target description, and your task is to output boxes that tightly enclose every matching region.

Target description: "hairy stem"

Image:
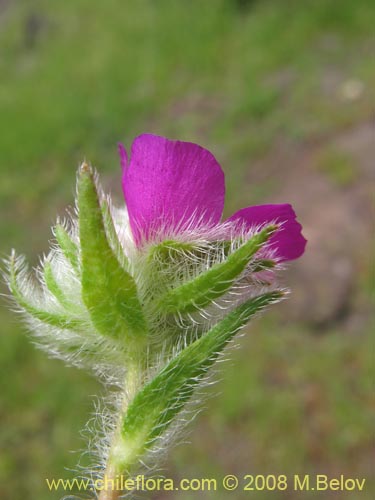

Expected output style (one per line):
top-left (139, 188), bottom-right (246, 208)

top-left (98, 464), bottom-right (121, 500)
top-left (97, 363), bottom-right (143, 499)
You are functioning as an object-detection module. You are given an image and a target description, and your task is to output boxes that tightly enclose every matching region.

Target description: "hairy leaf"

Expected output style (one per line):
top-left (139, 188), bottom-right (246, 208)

top-left (116, 290), bottom-right (283, 469)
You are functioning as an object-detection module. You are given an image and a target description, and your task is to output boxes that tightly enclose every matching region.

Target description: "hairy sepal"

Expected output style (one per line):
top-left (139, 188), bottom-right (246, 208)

top-left (43, 261), bottom-right (80, 313)
top-left (78, 164), bottom-right (148, 350)
top-left (54, 224), bottom-right (80, 273)
top-left (157, 225), bottom-right (278, 314)
top-left (111, 290), bottom-right (283, 471)
top-left (101, 197), bottom-right (130, 272)
top-left (8, 252), bottom-right (85, 331)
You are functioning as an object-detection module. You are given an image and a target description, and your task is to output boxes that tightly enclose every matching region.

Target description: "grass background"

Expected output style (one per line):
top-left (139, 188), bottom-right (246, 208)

top-left (0, 1), bottom-right (374, 499)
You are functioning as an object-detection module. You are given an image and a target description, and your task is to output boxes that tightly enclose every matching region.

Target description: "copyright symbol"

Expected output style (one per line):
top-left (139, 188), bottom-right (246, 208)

top-left (223, 475), bottom-right (239, 491)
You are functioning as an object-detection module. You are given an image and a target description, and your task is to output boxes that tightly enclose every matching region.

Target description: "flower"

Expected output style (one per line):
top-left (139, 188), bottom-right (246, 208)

top-left (119, 134), bottom-right (306, 261)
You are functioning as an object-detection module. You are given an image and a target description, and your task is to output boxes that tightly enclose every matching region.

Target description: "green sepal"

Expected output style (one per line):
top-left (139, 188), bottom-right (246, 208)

top-left (157, 225), bottom-right (277, 314)
top-left (43, 261), bottom-right (79, 312)
top-left (9, 254), bottom-right (85, 331)
top-left (78, 164), bottom-right (148, 346)
top-left (251, 258), bottom-right (276, 273)
top-left (101, 199), bottom-right (129, 271)
top-left (146, 240), bottom-right (196, 299)
top-left (116, 290), bottom-right (283, 470)
top-left (54, 224), bottom-right (80, 273)
top-left (148, 240), bottom-right (195, 262)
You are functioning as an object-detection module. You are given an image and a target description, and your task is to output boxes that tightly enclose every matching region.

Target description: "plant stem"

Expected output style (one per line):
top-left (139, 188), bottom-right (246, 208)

top-left (98, 463), bottom-right (121, 500)
top-left (97, 362), bottom-right (143, 499)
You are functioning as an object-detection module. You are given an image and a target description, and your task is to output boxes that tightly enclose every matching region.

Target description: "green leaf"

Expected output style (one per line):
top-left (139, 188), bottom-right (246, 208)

top-left (78, 164), bottom-right (148, 345)
top-left (115, 290), bottom-right (283, 470)
top-left (54, 224), bottom-right (79, 273)
top-left (9, 254), bottom-right (85, 331)
top-left (157, 225), bottom-right (277, 314)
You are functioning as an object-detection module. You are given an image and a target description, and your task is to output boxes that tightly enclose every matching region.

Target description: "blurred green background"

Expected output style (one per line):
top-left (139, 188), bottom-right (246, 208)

top-left (0, 1), bottom-right (374, 499)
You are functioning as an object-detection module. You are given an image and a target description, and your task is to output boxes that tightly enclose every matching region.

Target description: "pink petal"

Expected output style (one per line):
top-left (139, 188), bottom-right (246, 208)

top-left (227, 204), bottom-right (307, 261)
top-left (121, 134), bottom-right (225, 244)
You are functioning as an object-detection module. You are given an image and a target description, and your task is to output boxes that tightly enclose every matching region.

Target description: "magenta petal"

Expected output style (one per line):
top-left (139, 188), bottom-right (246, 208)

top-left (121, 134), bottom-right (225, 244)
top-left (227, 204), bottom-right (307, 261)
